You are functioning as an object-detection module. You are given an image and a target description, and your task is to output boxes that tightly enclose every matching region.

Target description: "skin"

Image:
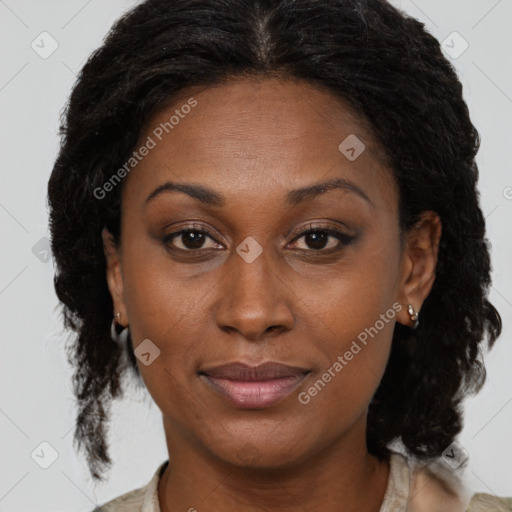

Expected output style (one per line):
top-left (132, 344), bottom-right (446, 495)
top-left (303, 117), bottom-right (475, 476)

top-left (102, 76), bottom-right (441, 512)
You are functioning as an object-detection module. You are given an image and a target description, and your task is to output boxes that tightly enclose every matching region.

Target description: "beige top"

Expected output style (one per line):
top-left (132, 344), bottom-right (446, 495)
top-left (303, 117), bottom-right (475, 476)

top-left (93, 452), bottom-right (512, 511)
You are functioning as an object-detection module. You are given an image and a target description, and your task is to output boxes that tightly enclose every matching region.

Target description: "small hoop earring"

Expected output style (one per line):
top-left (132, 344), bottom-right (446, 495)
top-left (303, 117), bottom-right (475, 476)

top-left (407, 304), bottom-right (419, 329)
top-left (111, 312), bottom-right (129, 345)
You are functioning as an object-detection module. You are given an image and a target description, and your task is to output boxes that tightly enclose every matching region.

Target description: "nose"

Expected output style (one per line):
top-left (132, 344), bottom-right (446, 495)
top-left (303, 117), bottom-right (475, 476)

top-left (214, 245), bottom-right (295, 341)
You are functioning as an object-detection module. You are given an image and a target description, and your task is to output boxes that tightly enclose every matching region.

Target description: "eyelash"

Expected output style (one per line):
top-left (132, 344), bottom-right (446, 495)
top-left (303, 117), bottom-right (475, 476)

top-left (162, 223), bottom-right (355, 254)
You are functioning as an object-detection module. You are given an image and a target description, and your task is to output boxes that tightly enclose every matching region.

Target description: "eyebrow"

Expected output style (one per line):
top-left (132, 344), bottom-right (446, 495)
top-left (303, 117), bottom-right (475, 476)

top-left (144, 177), bottom-right (373, 208)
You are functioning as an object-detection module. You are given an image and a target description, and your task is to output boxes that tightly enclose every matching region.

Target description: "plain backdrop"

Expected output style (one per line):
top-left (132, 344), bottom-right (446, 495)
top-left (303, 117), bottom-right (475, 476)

top-left (0, 1), bottom-right (511, 510)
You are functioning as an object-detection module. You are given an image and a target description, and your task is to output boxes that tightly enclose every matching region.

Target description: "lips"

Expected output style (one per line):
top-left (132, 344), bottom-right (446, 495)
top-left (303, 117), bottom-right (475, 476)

top-left (199, 362), bottom-right (310, 409)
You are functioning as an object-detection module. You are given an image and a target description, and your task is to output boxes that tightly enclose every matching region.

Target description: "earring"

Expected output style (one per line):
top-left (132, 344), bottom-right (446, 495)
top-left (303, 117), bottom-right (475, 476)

top-left (111, 311), bottom-right (129, 345)
top-left (407, 304), bottom-right (419, 329)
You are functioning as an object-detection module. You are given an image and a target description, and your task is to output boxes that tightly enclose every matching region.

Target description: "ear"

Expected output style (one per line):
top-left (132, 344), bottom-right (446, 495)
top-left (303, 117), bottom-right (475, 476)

top-left (396, 211), bottom-right (442, 328)
top-left (101, 227), bottom-right (129, 327)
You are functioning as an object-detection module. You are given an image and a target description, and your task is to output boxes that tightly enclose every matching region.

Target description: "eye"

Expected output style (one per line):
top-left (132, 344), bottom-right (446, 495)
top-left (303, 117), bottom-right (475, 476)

top-left (163, 226), bottom-right (222, 252)
top-left (288, 225), bottom-right (355, 252)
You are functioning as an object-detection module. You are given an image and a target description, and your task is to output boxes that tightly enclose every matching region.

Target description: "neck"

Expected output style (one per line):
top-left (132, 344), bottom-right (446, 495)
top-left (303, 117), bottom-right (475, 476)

top-left (158, 415), bottom-right (390, 512)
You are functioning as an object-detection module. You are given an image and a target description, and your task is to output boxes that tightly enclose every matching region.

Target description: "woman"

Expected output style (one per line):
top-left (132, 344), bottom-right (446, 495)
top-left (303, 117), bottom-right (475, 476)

top-left (47, 0), bottom-right (510, 510)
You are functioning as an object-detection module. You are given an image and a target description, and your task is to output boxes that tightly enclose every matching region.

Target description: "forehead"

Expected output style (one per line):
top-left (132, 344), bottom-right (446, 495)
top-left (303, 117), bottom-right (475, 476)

top-left (122, 77), bottom-right (396, 212)
top-left (139, 77), bottom-right (383, 159)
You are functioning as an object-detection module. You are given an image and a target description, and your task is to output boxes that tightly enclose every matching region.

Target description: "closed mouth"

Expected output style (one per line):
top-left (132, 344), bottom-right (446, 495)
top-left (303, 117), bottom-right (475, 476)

top-left (198, 361), bottom-right (311, 409)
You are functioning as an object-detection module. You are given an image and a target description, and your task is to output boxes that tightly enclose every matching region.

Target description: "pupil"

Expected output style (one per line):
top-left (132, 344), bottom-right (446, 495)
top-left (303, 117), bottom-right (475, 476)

top-left (306, 232), bottom-right (327, 250)
top-left (183, 231), bottom-right (205, 249)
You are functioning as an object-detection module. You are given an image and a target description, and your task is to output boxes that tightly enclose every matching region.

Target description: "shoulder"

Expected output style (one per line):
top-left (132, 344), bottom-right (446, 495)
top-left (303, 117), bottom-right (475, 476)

top-left (91, 486), bottom-right (147, 511)
top-left (405, 455), bottom-right (511, 512)
top-left (407, 457), bottom-right (472, 512)
top-left (466, 493), bottom-right (512, 511)
top-left (91, 460), bottom-right (168, 512)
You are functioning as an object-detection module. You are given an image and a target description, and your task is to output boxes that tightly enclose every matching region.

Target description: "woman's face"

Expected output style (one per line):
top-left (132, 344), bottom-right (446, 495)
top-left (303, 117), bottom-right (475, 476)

top-left (103, 77), bottom-right (436, 468)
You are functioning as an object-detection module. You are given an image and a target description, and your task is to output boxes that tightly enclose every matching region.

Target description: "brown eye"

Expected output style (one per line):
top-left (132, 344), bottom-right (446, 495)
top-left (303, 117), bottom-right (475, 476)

top-left (302, 231), bottom-right (331, 250)
top-left (163, 227), bottom-right (222, 251)
top-left (289, 227), bottom-right (355, 252)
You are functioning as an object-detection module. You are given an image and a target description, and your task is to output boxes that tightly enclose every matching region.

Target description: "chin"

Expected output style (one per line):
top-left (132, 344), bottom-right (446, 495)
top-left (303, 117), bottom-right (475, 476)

top-left (206, 432), bottom-right (314, 471)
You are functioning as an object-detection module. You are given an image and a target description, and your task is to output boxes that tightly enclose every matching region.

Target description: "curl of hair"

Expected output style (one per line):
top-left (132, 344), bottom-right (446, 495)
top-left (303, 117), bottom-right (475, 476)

top-left (48, 0), bottom-right (502, 482)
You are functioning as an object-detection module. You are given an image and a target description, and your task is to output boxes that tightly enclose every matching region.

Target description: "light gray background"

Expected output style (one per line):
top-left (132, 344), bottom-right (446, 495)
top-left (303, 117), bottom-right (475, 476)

top-left (0, 1), bottom-right (511, 510)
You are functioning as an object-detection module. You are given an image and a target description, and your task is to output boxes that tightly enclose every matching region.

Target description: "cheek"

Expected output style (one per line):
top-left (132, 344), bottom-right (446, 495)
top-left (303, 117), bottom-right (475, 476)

top-left (120, 258), bottom-right (206, 416)
top-left (298, 296), bottom-right (396, 430)
top-left (118, 239), bottom-right (231, 388)
top-left (120, 237), bottom-right (215, 341)
top-left (309, 234), bottom-right (400, 344)
top-left (297, 233), bottom-right (400, 407)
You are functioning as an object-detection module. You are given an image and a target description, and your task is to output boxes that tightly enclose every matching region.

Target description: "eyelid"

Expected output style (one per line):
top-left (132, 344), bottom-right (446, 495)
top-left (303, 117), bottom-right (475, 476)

top-left (163, 221), bottom-right (220, 236)
top-left (288, 221), bottom-right (354, 239)
top-left (163, 223), bottom-right (223, 248)
top-left (287, 223), bottom-right (356, 252)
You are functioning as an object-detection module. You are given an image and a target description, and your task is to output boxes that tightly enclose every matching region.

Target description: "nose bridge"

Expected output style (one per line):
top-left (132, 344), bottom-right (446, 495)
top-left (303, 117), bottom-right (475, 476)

top-left (215, 239), bottom-right (294, 339)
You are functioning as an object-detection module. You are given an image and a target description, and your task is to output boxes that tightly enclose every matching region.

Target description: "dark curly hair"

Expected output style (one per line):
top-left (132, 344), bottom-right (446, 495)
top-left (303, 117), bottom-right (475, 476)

top-left (47, 0), bottom-right (502, 483)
